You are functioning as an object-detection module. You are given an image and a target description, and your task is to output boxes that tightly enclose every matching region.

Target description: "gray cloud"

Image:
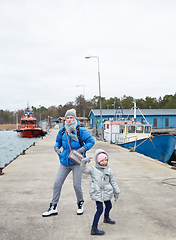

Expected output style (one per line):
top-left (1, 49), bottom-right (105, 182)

top-left (0, 0), bottom-right (176, 111)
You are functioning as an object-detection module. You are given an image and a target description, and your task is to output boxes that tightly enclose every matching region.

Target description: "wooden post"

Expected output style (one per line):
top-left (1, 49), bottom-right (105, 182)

top-left (21, 150), bottom-right (26, 155)
top-left (0, 167), bottom-right (4, 175)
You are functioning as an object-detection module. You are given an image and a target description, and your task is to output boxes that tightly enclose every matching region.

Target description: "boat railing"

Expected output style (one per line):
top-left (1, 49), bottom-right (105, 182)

top-left (110, 133), bottom-right (138, 144)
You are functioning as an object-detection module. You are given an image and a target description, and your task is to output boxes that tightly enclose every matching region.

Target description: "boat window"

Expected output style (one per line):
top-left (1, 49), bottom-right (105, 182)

top-left (107, 124), bottom-right (109, 129)
top-left (28, 120), bottom-right (36, 124)
top-left (119, 125), bottom-right (124, 133)
top-left (144, 126), bottom-right (151, 133)
top-left (128, 126), bottom-right (135, 133)
top-left (21, 120), bottom-right (28, 124)
top-left (136, 126), bottom-right (143, 133)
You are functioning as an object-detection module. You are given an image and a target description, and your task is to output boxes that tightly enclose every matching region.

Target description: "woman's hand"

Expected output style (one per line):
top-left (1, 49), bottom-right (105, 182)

top-left (54, 147), bottom-right (61, 155)
top-left (77, 147), bottom-right (86, 154)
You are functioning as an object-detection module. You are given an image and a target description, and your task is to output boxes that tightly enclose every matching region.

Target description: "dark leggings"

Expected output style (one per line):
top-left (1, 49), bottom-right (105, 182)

top-left (92, 200), bottom-right (112, 228)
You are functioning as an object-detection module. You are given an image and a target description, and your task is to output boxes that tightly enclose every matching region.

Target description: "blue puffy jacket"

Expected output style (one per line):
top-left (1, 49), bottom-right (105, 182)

top-left (54, 120), bottom-right (95, 166)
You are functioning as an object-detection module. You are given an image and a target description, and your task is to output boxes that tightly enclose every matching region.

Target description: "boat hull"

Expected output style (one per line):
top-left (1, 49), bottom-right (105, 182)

top-left (119, 134), bottom-right (176, 163)
top-left (17, 128), bottom-right (42, 138)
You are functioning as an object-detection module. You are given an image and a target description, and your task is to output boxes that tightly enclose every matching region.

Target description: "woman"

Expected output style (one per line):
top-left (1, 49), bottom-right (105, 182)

top-left (42, 109), bottom-right (95, 217)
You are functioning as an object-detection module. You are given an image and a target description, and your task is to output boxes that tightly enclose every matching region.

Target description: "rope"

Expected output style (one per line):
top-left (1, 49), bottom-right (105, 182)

top-left (162, 178), bottom-right (176, 186)
top-left (129, 135), bottom-right (155, 151)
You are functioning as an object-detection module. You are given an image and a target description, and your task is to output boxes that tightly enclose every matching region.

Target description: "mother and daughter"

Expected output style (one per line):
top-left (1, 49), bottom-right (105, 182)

top-left (42, 109), bottom-right (120, 236)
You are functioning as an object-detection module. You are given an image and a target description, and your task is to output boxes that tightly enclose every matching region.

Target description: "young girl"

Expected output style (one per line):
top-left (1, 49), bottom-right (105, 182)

top-left (80, 149), bottom-right (120, 235)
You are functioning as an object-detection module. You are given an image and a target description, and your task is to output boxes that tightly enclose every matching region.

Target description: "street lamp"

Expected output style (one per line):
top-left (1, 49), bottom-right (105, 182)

top-left (85, 56), bottom-right (103, 140)
top-left (76, 85), bottom-right (85, 126)
top-left (39, 105), bottom-right (41, 124)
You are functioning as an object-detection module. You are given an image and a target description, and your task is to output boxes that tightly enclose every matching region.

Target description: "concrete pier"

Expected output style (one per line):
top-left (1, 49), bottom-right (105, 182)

top-left (0, 129), bottom-right (176, 240)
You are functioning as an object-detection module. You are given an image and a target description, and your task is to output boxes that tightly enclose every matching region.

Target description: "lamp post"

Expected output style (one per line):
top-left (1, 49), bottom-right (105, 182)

top-left (85, 56), bottom-right (103, 140)
top-left (76, 85), bottom-right (85, 126)
top-left (39, 105), bottom-right (41, 125)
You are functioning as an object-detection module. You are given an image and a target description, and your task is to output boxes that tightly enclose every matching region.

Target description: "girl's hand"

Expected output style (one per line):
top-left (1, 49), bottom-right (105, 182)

top-left (82, 157), bottom-right (92, 163)
top-left (114, 193), bottom-right (120, 202)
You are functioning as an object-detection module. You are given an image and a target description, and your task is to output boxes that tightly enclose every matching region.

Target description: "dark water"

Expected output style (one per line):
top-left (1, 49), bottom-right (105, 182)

top-left (0, 130), bottom-right (41, 167)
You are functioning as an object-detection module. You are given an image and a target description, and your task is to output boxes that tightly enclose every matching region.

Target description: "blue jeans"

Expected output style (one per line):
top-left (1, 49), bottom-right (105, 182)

top-left (52, 164), bottom-right (83, 205)
top-left (92, 200), bottom-right (112, 228)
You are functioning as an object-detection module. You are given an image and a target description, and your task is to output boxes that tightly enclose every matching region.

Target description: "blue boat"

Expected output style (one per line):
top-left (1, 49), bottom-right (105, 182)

top-left (119, 134), bottom-right (176, 163)
top-left (104, 102), bottom-right (176, 163)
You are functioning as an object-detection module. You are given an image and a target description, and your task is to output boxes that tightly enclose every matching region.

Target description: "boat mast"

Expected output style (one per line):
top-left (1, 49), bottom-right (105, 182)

top-left (133, 100), bottom-right (149, 124)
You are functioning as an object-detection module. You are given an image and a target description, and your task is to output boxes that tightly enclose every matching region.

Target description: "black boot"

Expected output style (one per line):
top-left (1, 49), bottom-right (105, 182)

top-left (103, 217), bottom-right (115, 224)
top-left (91, 227), bottom-right (105, 235)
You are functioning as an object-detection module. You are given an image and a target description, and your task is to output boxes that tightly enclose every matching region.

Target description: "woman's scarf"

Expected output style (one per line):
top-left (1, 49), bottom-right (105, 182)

top-left (65, 120), bottom-right (78, 142)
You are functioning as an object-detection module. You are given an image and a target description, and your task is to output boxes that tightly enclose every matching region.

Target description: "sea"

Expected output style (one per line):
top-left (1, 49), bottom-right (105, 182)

top-left (0, 130), bottom-right (41, 168)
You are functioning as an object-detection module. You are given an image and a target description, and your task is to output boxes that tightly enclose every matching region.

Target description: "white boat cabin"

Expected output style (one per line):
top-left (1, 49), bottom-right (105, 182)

top-left (104, 120), bottom-right (152, 144)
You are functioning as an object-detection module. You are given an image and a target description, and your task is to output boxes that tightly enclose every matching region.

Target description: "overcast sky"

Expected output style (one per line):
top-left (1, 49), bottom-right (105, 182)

top-left (1, 0), bottom-right (176, 111)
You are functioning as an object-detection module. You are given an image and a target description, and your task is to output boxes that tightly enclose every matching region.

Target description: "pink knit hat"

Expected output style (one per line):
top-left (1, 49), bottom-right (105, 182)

top-left (97, 153), bottom-right (108, 163)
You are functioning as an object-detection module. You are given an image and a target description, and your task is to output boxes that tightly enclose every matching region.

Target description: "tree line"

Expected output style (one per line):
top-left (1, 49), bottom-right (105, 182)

top-left (0, 93), bottom-right (176, 124)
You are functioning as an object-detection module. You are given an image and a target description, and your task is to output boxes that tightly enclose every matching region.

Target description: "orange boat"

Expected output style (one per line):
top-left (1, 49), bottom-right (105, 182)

top-left (17, 107), bottom-right (42, 138)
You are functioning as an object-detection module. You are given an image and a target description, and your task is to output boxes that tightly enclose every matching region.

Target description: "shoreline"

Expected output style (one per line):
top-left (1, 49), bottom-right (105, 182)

top-left (0, 124), bottom-right (17, 130)
top-left (0, 130), bottom-right (43, 169)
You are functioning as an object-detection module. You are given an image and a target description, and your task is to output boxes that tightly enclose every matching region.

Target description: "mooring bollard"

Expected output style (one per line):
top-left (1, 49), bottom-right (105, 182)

top-left (0, 167), bottom-right (4, 175)
top-left (171, 161), bottom-right (176, 170)
top-left (21, 150), bottom-right (26, 155)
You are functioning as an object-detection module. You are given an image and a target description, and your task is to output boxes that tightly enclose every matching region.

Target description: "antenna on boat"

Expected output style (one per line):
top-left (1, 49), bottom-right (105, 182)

top-left (115, 102), bottom-right (124, 120)
top-left (126, 101), bottom-right (149, 124)
top-left (24, 102), bottom-right (33, 117)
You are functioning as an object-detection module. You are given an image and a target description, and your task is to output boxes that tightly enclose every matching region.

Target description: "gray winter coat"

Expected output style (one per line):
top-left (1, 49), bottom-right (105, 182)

top-left (80, 149), bottom-right (120, 202)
